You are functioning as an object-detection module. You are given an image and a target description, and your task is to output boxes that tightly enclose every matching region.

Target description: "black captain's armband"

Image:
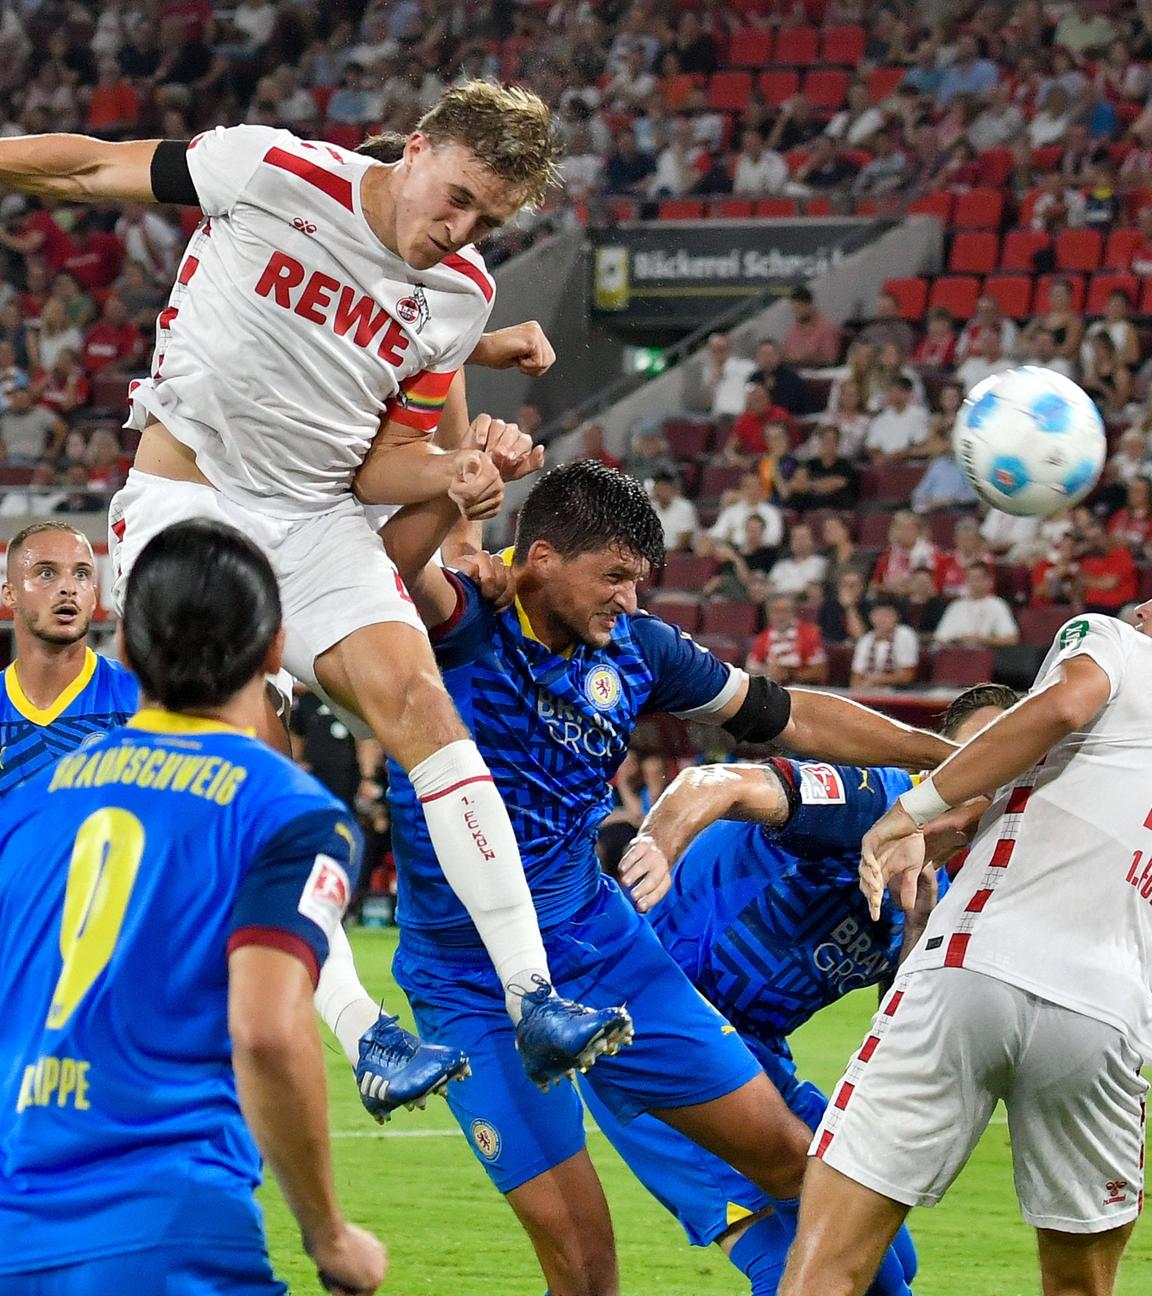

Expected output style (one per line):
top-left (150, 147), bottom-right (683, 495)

top-left (150, 140), bottom-right (199, 206)
top-left (721, 675), bottom-right (792, 744)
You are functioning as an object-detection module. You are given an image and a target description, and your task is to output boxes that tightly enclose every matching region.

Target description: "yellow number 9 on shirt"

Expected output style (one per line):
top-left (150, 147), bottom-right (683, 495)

top-left (47, 808), bottom-right (145, 1031)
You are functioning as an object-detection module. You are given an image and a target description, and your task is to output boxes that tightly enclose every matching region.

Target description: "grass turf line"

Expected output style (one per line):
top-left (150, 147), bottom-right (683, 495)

top-left (262, 927), bottom-right (1151, 1294)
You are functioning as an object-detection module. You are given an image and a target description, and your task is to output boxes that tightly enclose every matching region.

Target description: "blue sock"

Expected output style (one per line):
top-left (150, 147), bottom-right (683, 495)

top-left (890, 1224), bottom-right (918, 1285)
top-left (864, 1239), bottom-right (914, 1296)
top-left (727, 1214), bottom-right (791, 1296)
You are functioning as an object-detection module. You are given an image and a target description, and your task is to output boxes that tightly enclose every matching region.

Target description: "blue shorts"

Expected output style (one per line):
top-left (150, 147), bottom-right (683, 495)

top-left (768, 760), bottom-right (910, 861)
top-left (0, 1245), bottom-right (284, 1295)
top-left (583, 1030), bottom-right (919, 1294)
top-left (393, 875), bottom-right (763, 1193)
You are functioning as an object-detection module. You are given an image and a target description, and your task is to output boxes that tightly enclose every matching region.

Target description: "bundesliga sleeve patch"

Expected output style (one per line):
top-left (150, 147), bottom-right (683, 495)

top-left (386, 368), bottom-right (456, 432)
top-left (297, 853), bottom-right (351, 937)
top-left (798, 763), bottom-right (847, 805)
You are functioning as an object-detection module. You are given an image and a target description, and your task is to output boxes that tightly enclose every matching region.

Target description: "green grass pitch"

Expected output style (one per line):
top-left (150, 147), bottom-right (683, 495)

top-left (263, 927), bottom-right (1151, 1294)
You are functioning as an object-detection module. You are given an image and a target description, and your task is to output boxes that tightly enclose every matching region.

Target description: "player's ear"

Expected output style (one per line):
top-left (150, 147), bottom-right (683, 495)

top-left (525, 539), bottom-right (558, 572)
top-left (262, 625), bottom-right (287, 677)
top-left (402, 131), bottom-right (431, 169)
top-left (1, 580), bottom-right (15, 611)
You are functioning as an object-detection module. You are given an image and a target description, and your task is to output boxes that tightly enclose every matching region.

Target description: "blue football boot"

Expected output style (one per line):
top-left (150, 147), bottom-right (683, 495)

top-left (355, 1014), bottom-right (470, 1123)
top-left (514, 977), bottom-right (634, 1091)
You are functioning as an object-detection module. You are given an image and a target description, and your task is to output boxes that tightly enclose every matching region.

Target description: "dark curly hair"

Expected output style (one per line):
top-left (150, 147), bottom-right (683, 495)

top-left (513, 460), bottom-right (665, 571)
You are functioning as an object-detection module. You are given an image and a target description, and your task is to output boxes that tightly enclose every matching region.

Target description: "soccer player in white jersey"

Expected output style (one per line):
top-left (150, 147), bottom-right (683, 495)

top-left (778, 608), bottom-right (1152, 1296)
top-left (0, 83), bottom-right (627, 1106)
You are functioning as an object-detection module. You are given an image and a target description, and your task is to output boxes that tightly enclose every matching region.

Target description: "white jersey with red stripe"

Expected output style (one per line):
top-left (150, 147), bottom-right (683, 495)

top-left (904, 613), bottom-right (1152, 1056)
top-left (125, 124), bottom-right (495, 517)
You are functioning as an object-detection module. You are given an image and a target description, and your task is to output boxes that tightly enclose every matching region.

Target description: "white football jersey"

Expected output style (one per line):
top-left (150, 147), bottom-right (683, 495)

top-left (905, 614), bottom-right (1152, 1057)
top-left (126, 125), bottom-right (495, 516)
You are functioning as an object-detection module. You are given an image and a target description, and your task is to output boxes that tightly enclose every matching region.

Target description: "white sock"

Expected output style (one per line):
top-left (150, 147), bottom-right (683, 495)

top-left (410, 739), bottom-right (551, 1023)
top-left (314, 923), bottom-right (382, 1065)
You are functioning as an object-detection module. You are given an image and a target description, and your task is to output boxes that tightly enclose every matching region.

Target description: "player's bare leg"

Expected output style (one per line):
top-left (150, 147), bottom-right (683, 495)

top-left (1036, 1223), bottom-right (1136, 1296)
top-left (777, 1159), bottom-right (910, 1296)
top-left (505, 1151), bottom-right (618, 1296)
top-left (651, 1073), bottom-right (812, 1201)
top-left (314, 620), bottom-right (630, 1100)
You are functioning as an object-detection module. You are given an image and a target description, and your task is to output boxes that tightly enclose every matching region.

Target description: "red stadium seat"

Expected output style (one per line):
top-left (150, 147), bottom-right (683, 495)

top-left (1033, 273), bottom-right (1085, 313)
top-left (825, 642), bottom-right (854, 686)
top-left (662, 421), bottom-right (712, 459)
top-left (322, 123), bottom-right (363, 150)
top-left (708, 70), bottom-right (753, 111)
top-left (755, 197), bottom-right (799, 217)
top-left (908, 191), bottom-right (954, 223)
top-left (1017, 605), bottom-right (1075, 647)
top-left (697, 635), bottom-right (745, 666)
top-left (715, 198), bottom-right (755, 218)
top-left (700, 602), bottom-right (759, 639)
top-left (978, 147), bottom-right (1015, 187)
top-left (758, 69), bottom-right (800, 101)
top-left (868, 463), bottom-right (925, 505)
top-left (999, 228), bottom-right (1050, 271)
top-left (1030, 145), bottom-right (1064, 171)
top-left (659, 199), bottom-right (706, 220)
top-left (803, 68), bottom-right (849, 109)
top-left (982, 274), bottom-right (1034, 319)
top-left (948, 232), bottom-right (999, 274)
top-left (660, 554), bottom-right (717, 592)
top-left (699, 463), bottom-right (745, 499)
top-left (1141, 279), bottom-right (1152, 314)
top-left (951, 188), bottom-right (1004, 229)
top-left (857, 510), bottom-right (894, 546)
top-left (882, 277), bottom-right (929, 320)
top-left (1086, 272), bottom-right (1140, 316)
top-left (1054, 227), bottom-right (1103, 272)
top-left (774, 26), bottom-right (820, 65)
top-left (821, 25), bottom-right (866, 65)
top-left (805, 195), bottom-right (834, 216)
top-left (866, 66), bottom-right (905, 102)
top-left (728, 28), bottom-right (773, 66)
top-left (928, 275), bottom-right (982, 319)
top-left (931, 647), bottom-right (995, 687)
top-left (647, 595), bottom-right (702, 633)
top-left (1103, 227), bottom-right (1141, 268)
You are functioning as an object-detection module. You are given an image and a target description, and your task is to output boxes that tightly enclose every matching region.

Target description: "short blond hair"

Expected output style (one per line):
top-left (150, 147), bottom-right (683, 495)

top-left (417, 81), bottom-right (561, 207)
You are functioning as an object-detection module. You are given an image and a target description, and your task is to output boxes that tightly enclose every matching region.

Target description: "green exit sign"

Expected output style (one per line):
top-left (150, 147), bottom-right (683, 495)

top-left (623, 345), bottom-right (667, 377)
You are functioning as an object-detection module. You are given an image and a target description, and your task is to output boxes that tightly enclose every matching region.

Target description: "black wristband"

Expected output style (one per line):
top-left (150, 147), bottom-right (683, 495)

top-left (721, 674), bottom-right (792, 745)
top-left (150, 139), bottom-right (199, 206)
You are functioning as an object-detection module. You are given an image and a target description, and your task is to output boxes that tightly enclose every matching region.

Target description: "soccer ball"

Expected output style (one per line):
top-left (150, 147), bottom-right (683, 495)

top-left (952, 367), bottom-right (1106, 518)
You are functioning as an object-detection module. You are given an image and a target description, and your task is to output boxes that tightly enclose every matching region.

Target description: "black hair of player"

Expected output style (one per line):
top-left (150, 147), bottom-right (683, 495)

top-left (939, 683), bottom-right (1020, 739)
top-left (356, 131), bottom-right (408, 164)
top-left (513, 459), bottom-right (665, 571)
top-left (123, 519), bottom-right (281, 712)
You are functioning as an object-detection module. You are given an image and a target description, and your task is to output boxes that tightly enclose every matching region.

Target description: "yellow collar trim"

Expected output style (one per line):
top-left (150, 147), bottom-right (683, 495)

top-left (500, 547), bottom-right (574, 660)
top-left (5, 646), bottom-right (97, 727)
top-left (127, 708), bottom-right (253, 737)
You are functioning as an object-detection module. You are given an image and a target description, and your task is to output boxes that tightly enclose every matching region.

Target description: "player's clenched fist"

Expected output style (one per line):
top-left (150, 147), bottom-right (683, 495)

top-left (469, 321), bottom-right (556, 376)
top-left (618, 834), bottom-right (674, 913)
top-left (447, 448), bottom-right (504, 520)
top-left (311, 1220), bottom-right (388, 1296)
top-left (467, 413), bottom-right (545, 482)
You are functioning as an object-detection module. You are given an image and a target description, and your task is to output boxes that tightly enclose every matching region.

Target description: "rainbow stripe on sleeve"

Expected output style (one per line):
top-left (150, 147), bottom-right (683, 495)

top-left (386, 368), bottom-right (457, 431)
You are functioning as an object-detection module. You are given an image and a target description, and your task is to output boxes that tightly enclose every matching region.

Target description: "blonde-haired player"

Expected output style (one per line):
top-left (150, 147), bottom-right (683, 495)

top-left (780, 608), bottom-right (1152, 1296)
top-left (0, 83), bottom-right (629, 1109)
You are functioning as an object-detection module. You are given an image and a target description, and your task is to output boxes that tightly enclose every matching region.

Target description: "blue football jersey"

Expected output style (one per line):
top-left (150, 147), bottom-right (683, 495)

top-left (650, 763), bottom-right (948, 1045)
top-left (0, 709), bottom-right (361, 1272)
top-left (0, 649), bottom-right (139, 795)
top-left (388, 572), bottom-right (745, 943)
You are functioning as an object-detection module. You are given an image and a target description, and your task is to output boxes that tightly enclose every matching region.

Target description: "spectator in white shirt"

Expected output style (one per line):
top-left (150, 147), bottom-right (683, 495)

top-left (956, 295), bottom-right (1019, 362)
top-left (1029, 169), bottom-right (1087, 233)
top-left (1027, 85), bottom-right (1075, 149)
top-left (850, 599), bottom-right (920, 689)
top-left (689, 331), bottom-right (758, 416)
top-left (980, 506), bottom-right (1042, 561)
top-left (865, 376), bottom-right (930, 462)
top-left (933, 561), bottom-right (1020, 646)
top-left (648, 115), bottom-right (702, 197)
top-left (732, 129), bottom-right (788, 196)
top-left (709, 472), bottom-right (785, 549)
top-left (561, 125), bottom-right (604, 201)
top-left (650, 472), bottom-right (700, 552)
top-left (767, 522), bottom-right (828, 597)
top-left (1023, 326), bottom-right (1076, 378)
top-left (825, 80), bottom-right (886, 147)
top-left (955, 331), bottom-right (1014, 394)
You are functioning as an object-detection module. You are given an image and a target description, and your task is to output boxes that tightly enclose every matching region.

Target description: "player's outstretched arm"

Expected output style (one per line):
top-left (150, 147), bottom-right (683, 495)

top-left (229, 945), bottom-right (387, 1294)
top-left (0, 134), bottom-right (162, 203)
top-left (619, 763), bottom-right (791, 912)
top-left (860, 655), bottom-right (1111, 919)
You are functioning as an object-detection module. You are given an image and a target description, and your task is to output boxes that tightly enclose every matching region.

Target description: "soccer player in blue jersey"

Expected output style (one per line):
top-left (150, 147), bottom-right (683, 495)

top-left (0, 519), bottom-right (385, 1296)
top-left (580, 684), bottom-right (1018, 1295)
top-left (0, 521), bottom-right (138, 793)
top-left (322, 460), bottom-right (960, 1295)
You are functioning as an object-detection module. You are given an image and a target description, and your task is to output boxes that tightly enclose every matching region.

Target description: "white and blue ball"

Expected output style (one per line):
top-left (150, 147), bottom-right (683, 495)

top-left (952, 366), bottom-right (1106, 518)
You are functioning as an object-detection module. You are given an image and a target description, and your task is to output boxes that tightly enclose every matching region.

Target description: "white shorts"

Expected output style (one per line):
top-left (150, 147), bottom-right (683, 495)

top-left (814, 966), bottom-right (1147, 1234)
top-left (108, 470), bottom-right (427, 695)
